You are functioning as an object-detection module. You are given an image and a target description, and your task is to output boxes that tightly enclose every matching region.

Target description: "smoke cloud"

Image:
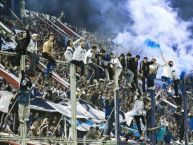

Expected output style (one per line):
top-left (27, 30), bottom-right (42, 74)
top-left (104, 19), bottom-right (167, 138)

top-left (113, 0), bottom-right (193, 75)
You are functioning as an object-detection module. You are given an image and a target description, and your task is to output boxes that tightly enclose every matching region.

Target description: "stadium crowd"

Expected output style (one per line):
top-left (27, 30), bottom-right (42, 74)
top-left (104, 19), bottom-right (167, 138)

top-left (0, 13), bottom-right (193, 145)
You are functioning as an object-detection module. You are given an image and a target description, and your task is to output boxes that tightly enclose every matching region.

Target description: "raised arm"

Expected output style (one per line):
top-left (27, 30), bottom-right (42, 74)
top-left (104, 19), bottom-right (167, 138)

top-left (160, 48), bottom-right (167, 64)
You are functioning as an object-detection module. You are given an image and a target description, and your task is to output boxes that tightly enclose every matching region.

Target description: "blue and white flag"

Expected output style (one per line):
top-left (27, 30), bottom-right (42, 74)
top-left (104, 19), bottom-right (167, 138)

top-left (144, 38), bottom-right (160, 49)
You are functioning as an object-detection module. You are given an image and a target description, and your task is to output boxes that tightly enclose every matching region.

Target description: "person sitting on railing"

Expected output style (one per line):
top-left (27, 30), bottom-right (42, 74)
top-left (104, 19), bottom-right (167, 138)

top-left (111, 51), bottom-right (123, 86)
top-left (160, 51), bottom-right (175, 91)
top-left (64, 39), bottom-right (74, 63)
top-left (71, 41), bottom-right (86, 77)
top-left (27, 33), bottom-right (39, 76)
top-left (42, 34), bottom-right (56, 80)
top-left (100, 50), bottom-right (112, 82)
top-left (140, 57), bottom-right (154, 93)
top-left (95, 49), bottom-right (107, 80)
top-left (127, 54), bottom-right (141, 92)
top-left (147, 58), bottom-right (160, 91)
top-left (84, 45), bottom-right (98, 84)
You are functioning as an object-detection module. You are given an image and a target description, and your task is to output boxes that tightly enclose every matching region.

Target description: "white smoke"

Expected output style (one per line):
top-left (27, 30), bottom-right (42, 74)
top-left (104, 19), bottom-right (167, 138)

top-left (113, 0), bottom-right (193, 75)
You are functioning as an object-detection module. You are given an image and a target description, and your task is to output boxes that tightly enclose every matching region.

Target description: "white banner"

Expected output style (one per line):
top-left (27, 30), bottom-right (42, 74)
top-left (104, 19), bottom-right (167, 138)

top-left (0, 91), bottom-right (13, 113)
top-left (24, 9), bottom-right (60, 21)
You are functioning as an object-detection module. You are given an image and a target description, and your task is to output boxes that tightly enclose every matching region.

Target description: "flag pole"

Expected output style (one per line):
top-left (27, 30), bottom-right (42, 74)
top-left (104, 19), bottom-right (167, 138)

top-left (42, 14), bottom-right (68, 36)
top-left (180, 73), bottom-right (189, 145)
top-left (8, 7), bottom-right (25, 28)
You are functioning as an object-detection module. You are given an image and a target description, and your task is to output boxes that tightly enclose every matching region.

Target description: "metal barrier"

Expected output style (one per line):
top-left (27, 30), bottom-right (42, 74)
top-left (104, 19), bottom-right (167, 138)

top-left (0, 136), bottom-right (117, 145)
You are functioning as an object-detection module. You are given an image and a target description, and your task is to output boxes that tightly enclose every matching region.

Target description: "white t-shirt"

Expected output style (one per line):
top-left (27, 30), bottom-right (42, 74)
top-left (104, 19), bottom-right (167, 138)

top-left (162, 64), bottom-right (173, 79)
top-left (132, 100), bottom-right (144, 116)
top-left (64, 46), bottom-right (74, 62)
top-left (72, 46), bottom-right (86, 61)
top-left (111, 57), bottom-right (122, 69)
top-left (149, 63), bottom-right (161, 74)
top-left (27, 39), bottom-right (38, 53)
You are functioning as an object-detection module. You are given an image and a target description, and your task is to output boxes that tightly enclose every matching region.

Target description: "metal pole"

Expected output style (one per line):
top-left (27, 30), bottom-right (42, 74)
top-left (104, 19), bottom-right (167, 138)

top-left (70, 64), bottom-right (77, 145)
top-left (150, 89), bottom-right (156, 145)
top-left (114, 68), bottom-right (121, 145)
top-left (181, 78), bottom-right (189, 145)
top-left (20, 55), bottom-right (27, 145)
top-left (114, 89), bottom-right (120, 145)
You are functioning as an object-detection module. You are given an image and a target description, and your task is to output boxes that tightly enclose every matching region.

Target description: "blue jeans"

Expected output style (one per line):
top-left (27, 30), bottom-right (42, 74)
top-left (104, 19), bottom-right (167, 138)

top-left (147, 73), bottom-right (156, 88)
top-left (45, 61), bottom-right (55, 77)
top-left (42, 52), bottom-right (56, 77)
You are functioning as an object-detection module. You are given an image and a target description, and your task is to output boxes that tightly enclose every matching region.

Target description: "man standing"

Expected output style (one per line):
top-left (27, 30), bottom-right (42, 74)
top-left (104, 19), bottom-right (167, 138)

top-left (140, 57), bottom-right (152, 92)
top-left (132, 95), bottom-right (145, 138)
top-left (18, 70), bottom-right (32, 123)
top-left (13, 27), bottom-right (30, 67)
top-left (127, 55), bottom-right (140, 90)
top-left (125, 52), bottom-right (134, 87)
top-left (42, 34), bottom-right (56, 79)
top-left (160, 51), bottom-right (174, 90)
top-left (27, 33), bottom-right (39, 75)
